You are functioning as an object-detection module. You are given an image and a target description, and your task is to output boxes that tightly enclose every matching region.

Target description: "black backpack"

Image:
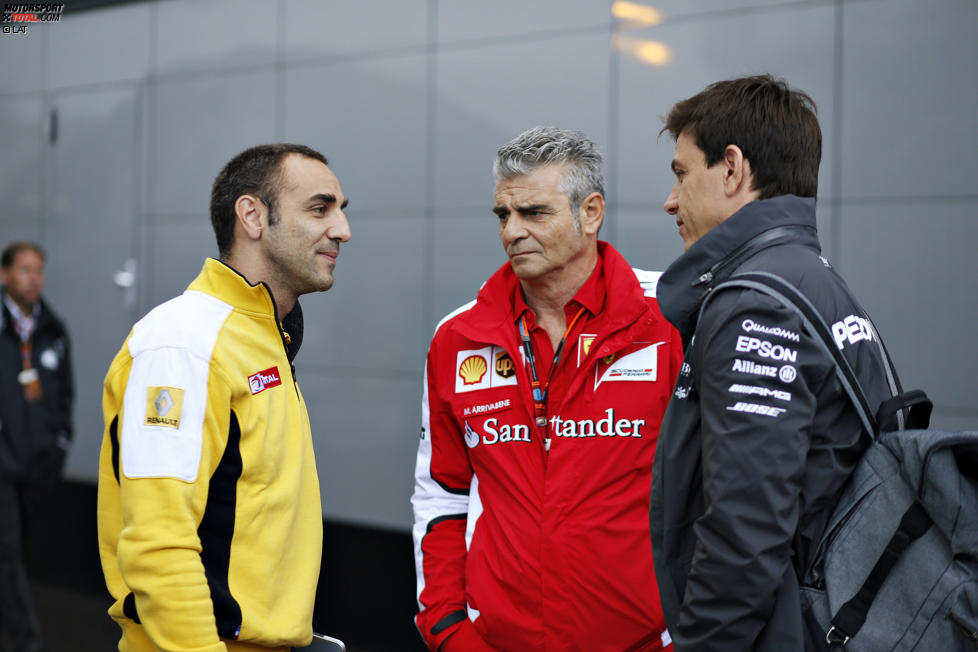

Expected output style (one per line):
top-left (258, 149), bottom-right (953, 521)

top-left (712, 271), bottom-right (978, 651)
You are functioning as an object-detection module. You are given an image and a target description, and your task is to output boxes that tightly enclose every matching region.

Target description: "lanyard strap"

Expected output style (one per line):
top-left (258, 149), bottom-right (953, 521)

top-left (19, 340), bottom-right (33, 370)
top-left (518, 306), bottom-right (587, 434)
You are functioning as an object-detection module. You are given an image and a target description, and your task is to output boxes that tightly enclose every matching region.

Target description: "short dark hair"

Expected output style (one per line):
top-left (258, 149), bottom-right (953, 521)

top-left (210, 144), bottom-right (329, 258)
top-left (2, 241), bottom-right (45, 269)
top-left (662, 74), bottom-right (821, 199)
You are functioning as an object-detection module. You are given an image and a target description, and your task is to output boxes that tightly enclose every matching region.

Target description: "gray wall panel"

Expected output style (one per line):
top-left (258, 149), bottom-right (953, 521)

top-left (296, 214), bottom-right (426, 375)
top-left (0, 220), bottom-right (42, 246)
top-left (151, 71), bottom-right (278, 216)
top-left (283, 55), bottom-right (428, 214)
top-left (142, 219), bottom-right (214, 311)
top-left (46, 2), bottom-right (151, 89)
top-left (612, 208), bottom-right (691, 274)
top-left (837, 201), bottom-right (978, 423)
top-left (650, 0), bottom-right (811, 19)
top-left (155, 0), bottom-right (279, 75)
top-left (428, 212), bottom-right (506, 326)
top-left (438, 0), bottom-right (611, 43)
top-left (840, 0), bottom-right (978, 199)
top-left (284, 0), bottom-right (427, 59)
top-left (303, 372), bottom-right (420, 530)
top-left (48, 89), bottom-right (138, 222)
top-left (0, 27), bottom-right (44, 95)
top-left (615, 3), bottom-right (837, 211)
top-left (0, 97), bottom-right (44, 220)
top-left (42, 87), bottom-right (139, 482)
top-left (434, 33), bottom-right (611, 211)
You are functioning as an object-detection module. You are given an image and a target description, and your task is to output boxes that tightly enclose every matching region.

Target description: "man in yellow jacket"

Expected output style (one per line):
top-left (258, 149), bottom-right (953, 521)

top-left (97, 144), bottom-right (351, 652)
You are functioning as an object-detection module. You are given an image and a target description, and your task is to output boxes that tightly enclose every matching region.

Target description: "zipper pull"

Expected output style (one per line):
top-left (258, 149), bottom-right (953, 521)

top-left (544, 437), bottom-right (551, 452)
top-left (694, 271), bottom-right (713, 286)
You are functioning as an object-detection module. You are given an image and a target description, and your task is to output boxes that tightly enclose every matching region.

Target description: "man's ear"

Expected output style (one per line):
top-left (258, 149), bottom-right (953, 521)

top-left (578, 192), bottom-right (605, 236)
top-left (235, 195), bottom-right (266, 242)
top-left (722, 144), bottom-right (754, 198)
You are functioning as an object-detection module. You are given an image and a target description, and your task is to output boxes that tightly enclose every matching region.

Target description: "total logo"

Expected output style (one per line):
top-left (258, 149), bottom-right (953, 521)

top-left (248, 366), bottom-right (282, 395)
top-left (455, 346), bottom-right (518, 394)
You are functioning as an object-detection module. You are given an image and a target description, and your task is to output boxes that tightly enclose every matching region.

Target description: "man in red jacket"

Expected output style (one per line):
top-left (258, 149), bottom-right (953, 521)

top-left (412, 126), bottom-right (682, 651)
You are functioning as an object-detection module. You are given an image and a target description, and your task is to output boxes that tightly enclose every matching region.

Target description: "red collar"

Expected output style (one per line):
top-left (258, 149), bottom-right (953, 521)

top-left (451, 241), bottom-right (648, 345)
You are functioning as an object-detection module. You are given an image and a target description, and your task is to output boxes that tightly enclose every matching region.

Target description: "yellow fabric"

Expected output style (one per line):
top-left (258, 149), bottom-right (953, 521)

top-left (118, 621), bottom-right (291, 652)
top-left (98, 259), bottom-right (322, 652)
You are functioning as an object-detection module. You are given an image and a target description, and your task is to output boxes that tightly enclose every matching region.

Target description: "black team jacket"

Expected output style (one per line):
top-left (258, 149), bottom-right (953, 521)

top-left (649, 195), bottom-right (899, 651)
top-left (0, 289), bottom-right (73, 486)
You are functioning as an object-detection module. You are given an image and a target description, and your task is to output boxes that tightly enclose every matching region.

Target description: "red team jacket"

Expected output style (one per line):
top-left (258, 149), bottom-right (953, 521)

top-left (413, 242), bottom-right (683, 651)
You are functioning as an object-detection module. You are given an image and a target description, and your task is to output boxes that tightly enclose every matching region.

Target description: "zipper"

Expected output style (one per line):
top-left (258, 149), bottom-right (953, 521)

top-left (262, 281), bottom-right (299, 397)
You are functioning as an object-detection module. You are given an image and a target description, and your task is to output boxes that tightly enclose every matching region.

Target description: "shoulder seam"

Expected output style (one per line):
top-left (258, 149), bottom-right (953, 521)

top-left (433, 298), bottom-right (477, 335)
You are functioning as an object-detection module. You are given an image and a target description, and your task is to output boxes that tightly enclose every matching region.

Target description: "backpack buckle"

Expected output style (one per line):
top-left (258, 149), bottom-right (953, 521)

top-left (826, 626), bottom-right (850, 648)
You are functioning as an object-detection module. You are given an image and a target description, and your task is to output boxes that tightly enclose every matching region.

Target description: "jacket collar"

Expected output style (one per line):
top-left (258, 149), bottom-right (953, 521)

top-left (454, 241), bottom-right (648, 344)
top-left (188, 258), bottom-right (279, 317)
top-left (657, 195), bottom-right (820, 340)
top-left (1, 287), bottom-right (54, 339)
top-left (188, 258), bottom-right (304, 361)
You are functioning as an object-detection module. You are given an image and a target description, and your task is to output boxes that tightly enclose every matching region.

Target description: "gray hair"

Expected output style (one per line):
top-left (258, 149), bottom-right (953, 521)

top-left (493, 126), bottom-right (605, 217)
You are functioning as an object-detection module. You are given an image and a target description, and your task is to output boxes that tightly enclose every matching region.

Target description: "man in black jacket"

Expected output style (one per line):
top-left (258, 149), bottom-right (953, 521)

top-left (649, 75), bottom-right (899, 651)
top-left (0, 241), bottom-right (73, 652)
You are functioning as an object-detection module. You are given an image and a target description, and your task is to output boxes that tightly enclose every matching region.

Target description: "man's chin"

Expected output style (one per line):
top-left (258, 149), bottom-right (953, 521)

top-left (299, 274), bottom-right (334, 295)
top-left (509, 260), bottom-right (541, 280)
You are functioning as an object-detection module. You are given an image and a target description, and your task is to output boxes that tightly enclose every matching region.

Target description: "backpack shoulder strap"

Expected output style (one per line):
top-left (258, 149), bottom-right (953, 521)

top-left (700, 270), bottom-right (878, 440)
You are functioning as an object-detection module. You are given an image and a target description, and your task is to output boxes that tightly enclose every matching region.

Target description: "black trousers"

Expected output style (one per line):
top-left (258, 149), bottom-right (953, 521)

top-left (0, 482), bottom-right (44, 652)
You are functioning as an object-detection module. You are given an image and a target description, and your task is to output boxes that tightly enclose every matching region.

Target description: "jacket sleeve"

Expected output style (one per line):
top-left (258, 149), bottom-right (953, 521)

top-left (114, 344), bottom-right (233, 652)
top-left (675, 290), bottom-right (822, 650)
top-left (411, 337), bottom-right (476, 651)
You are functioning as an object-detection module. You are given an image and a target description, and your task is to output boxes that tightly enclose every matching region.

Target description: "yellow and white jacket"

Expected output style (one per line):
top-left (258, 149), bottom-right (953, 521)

top-left (97, 258), bottom-right (323, 652)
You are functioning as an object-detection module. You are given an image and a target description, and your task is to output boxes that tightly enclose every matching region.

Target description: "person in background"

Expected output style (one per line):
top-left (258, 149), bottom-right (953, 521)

top-left (413, 126), bottom-right (682, 651)
top-left (0, 241), bottom-right (73, 652)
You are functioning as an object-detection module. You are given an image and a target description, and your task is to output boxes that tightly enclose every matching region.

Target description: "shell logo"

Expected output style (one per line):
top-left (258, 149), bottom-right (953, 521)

top-left (459, 355), bottom-right (488, 385)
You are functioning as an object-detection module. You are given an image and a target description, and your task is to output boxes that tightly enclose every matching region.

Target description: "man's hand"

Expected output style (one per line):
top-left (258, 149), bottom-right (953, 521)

top-left (441, 619), bottom-right (494, 652)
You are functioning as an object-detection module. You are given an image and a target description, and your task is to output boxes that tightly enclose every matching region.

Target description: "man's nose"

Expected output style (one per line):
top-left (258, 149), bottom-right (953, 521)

top-left (329, 211), bottom-right (351, 243)
top-left (500, 215), bottom-right (527, 244)
top-left (664, 185), bottom-right (679, 215)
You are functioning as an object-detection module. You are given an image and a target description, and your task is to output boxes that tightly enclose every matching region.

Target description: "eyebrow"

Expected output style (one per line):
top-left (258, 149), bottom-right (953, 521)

top-left (493, 203), bottom-right (551, 216)
top-left (309, 193), bottom-right (349, 209)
